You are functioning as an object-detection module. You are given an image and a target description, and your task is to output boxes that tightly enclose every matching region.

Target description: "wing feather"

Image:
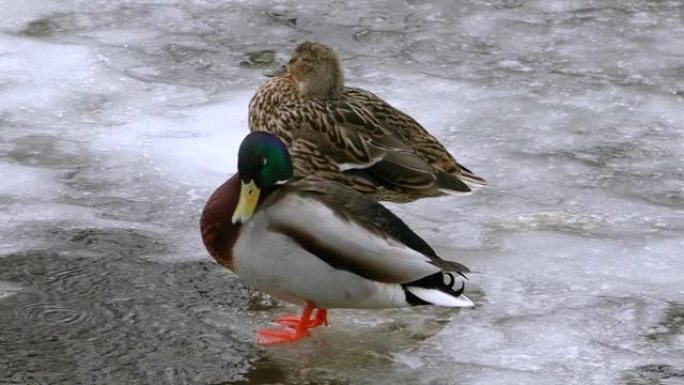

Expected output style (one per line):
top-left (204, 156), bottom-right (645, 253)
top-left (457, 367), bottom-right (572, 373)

top-left (262, 180), bottom-right (469, 284)
top-left (264, 191), bottom-right (439, 284)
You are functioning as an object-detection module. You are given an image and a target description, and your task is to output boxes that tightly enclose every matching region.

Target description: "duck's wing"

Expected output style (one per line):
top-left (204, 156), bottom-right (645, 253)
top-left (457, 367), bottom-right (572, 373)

top-left (299, 99), bottom-right (465, 193)
top-left (263, 179), bottom-right (469, 284)
top-left (345, 87), bottom-right (487, 186)
top-left (288, 138), bottom-right (378, 195)
top-left (298, 99), bottom-right (411, 161)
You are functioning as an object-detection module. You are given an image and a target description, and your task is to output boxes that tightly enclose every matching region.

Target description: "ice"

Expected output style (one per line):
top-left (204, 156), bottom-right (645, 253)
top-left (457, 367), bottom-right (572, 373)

top-left (1, 0), bottom-right (683, 384)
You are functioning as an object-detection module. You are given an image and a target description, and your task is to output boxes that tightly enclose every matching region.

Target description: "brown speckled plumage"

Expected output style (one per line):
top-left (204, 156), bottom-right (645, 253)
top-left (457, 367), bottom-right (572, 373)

top-left (248, 41), bottom-right (486, 202)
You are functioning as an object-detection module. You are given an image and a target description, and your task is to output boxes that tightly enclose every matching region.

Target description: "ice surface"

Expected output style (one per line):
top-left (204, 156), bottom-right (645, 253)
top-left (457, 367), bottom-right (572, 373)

top-left (1, 0), bottom-right (683, 384)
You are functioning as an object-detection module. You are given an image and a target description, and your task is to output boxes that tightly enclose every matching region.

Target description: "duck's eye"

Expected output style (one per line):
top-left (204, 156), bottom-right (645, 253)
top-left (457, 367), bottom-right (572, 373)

top-left (261, 157), bottom-right (268, 166)
top-left (288, 58), bottom-right (296, 64)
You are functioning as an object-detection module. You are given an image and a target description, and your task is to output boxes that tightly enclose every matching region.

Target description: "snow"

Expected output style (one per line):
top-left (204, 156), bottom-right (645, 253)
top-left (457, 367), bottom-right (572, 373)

top-left (1, 0), bottom-right (682, 384)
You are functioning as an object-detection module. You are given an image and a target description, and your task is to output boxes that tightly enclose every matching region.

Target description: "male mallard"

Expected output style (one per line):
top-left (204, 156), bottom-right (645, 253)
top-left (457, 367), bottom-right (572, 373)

top-left (200, 132), bottom-right (473, 345)
top-left (248, 41), bottom-right (486, 203)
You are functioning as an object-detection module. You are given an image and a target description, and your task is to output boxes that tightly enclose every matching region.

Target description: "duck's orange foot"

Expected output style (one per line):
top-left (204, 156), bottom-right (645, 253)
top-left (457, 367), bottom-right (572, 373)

top-left (258, 302), bottom-right (328, 346)
top-left (272, 314), bottom-right (303, 328)
top-left (257, 327), bottom-right (309, 345)
top-left (273, 309), bottom-right (329, 329)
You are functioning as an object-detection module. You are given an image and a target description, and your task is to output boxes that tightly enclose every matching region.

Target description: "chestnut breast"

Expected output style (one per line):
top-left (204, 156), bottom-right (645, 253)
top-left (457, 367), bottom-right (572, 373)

top-left (200, 173), bottom-right (241, 270)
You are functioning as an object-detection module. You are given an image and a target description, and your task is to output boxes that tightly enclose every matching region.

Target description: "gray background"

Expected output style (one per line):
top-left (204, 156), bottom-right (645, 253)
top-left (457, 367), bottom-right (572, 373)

top-left (1, 1), bottom-right (682, 384)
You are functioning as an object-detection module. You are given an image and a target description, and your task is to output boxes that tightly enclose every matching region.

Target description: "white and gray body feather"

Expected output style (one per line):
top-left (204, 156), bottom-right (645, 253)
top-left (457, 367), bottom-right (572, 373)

top-left (233, 179), bottom-right (473, 309)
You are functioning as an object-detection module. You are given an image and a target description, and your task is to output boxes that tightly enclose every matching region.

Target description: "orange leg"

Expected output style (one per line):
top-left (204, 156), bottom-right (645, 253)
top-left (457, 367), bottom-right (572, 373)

top-left (257, 302), bottom-right (326, 345)
top-left (273, 308), bottom-right (329, 329)
top-left (312, 308), bottom-right (328, 327)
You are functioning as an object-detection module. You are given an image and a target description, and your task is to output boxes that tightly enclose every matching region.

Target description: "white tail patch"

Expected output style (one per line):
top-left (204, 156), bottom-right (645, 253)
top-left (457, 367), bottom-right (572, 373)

top-left (406, 287), bottom-right (474, 307)
top-left (438, 188), bottom-right (473, 197)
top-left (461, 173), bottom-right (488, 187)
top-left (337, 155), bottom-right (385, 171)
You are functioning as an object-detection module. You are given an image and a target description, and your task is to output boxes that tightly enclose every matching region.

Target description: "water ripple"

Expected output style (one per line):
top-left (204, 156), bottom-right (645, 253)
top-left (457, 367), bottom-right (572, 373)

top-left (14, 303), bottom-right (94, 325)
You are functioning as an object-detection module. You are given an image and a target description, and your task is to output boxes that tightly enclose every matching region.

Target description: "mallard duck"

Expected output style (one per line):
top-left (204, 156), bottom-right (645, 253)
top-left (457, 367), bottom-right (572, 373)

top-left (248, 41), bottom-right (486, 203)
top-left (200, 132), bottom-right (473, 345)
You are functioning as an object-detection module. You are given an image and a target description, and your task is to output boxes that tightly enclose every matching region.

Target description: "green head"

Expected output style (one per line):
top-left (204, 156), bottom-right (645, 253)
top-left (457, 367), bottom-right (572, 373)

top-left (237, 131), bottom-right (292, 187)
top-left (232, 132), bottom-right (293, 224)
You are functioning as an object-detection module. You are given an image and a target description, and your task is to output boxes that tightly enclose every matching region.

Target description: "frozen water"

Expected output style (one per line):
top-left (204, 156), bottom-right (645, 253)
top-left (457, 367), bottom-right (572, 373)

top-left (1, 0), bottom-right (682, 384)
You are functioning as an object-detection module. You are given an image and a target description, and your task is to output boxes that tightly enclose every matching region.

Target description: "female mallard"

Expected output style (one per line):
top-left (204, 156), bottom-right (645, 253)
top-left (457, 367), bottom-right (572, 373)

top-left (248, 41), bottom-right (486, 203)
top-left (200, 132), bottom-right (473, 345)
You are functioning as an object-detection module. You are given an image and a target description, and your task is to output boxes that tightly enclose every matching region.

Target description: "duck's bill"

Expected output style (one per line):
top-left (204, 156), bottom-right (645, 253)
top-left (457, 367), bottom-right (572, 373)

top-left (232, 180), bottom-right (261, 225)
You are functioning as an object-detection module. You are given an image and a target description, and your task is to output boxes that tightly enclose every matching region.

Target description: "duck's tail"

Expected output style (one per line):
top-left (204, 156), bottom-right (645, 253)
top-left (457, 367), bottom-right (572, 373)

top-left (436, 171), bottom-right (472, 194)
top-left (403, 272), bottom-right (474, 307)
top-left (455, 164), bottom-right (488, 188)
top-left (436, 168), bottom-right (488, 196)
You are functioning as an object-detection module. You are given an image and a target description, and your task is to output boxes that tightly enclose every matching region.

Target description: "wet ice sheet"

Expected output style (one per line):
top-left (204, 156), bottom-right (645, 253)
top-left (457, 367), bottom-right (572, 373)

top-left (1, 0), bottom-right (683, 384)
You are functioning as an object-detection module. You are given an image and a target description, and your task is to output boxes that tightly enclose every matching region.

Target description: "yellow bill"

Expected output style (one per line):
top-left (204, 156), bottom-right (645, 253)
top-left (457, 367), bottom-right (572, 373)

top-left (232, 180), bottom-right (261, 225)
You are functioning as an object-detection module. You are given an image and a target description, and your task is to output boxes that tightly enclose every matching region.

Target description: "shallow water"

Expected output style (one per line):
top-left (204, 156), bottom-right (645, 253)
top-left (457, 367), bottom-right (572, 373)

top-left (1, 1), bottom-right (683, 384)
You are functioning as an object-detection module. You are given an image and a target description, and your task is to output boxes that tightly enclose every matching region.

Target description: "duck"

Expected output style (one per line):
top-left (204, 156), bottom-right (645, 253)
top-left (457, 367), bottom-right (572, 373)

top-left (248, 41), bottom-right (486, 203)
top-left (200, 132), bottom-right (473, 345)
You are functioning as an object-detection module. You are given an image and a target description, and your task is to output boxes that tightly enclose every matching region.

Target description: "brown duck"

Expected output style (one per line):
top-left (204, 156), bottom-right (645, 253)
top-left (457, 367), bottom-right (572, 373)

top-left (248, 41), bottom-right (486, 202)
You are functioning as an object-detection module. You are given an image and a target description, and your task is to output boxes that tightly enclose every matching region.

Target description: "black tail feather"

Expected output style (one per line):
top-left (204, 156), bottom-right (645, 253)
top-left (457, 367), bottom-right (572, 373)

top-left (402, 272), bottom-right (466, 306)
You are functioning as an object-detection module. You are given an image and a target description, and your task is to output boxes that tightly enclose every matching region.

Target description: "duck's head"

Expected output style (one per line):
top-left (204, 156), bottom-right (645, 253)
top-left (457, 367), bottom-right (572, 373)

top-left (286, 41), bottom-right (344, 99)
top-left (232, 132), bottom-right (293, 225)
